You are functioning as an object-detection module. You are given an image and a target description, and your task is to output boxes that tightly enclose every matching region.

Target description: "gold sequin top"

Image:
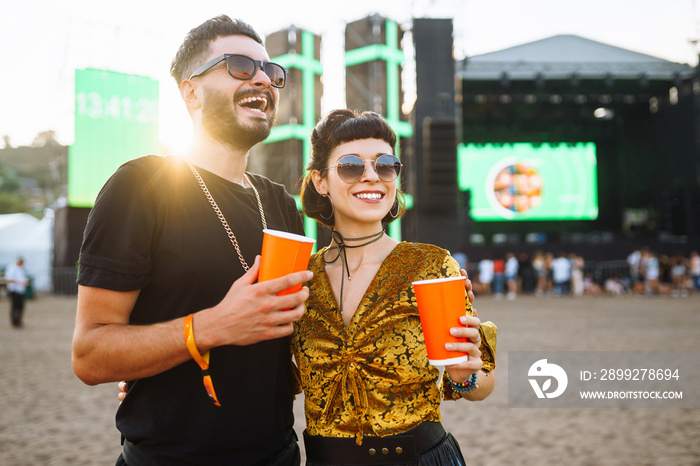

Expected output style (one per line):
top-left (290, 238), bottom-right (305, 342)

top-left (291, 242), bottom-right (497, 444)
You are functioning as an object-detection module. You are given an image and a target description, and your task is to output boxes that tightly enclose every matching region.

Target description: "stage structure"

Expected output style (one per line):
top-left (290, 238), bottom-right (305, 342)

top-left (457, 35), bottom-right (699, 256)
top-left (252, 27), bottom-right (323, 242)
top-left (345, 14), bottom-right (413, 241)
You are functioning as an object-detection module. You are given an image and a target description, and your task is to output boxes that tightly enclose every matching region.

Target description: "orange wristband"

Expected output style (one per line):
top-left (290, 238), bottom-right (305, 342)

top-left (183, 313), bottom-right (221, 406)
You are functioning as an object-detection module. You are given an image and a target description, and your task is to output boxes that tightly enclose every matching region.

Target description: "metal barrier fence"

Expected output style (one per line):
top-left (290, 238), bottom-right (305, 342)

top-left (583, 260), bottom-right (630, 282)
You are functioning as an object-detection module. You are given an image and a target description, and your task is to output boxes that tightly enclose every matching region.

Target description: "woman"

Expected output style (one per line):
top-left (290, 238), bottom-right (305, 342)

top-left (532, 250), bottom-right (546, 296)
top-left (295, 109), bottom-right (496, 465)
top-left (570, 253), bottom-right (585, 297)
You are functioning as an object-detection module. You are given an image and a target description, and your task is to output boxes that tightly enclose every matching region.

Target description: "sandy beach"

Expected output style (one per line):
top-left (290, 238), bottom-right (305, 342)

top-left (1, 293), bottom-right (698, 465)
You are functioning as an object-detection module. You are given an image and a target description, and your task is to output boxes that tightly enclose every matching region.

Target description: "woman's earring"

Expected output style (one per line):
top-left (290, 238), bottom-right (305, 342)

top-left (320, 193), bottom-right (334, 220)
top-left (389, 199), bottom-right (400, 218)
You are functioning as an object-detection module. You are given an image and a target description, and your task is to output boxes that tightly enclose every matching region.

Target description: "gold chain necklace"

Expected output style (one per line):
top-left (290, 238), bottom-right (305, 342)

top-left (186, 162), bottom-right (267, 271)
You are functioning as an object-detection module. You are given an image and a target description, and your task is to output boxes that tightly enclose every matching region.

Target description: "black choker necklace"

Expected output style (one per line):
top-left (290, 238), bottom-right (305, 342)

top-left (323, 229), bottom-right (385, 316)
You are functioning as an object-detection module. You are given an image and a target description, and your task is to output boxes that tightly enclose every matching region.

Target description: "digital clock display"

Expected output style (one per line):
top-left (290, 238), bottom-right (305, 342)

top-left (69, 68), bottom-right (160, 207)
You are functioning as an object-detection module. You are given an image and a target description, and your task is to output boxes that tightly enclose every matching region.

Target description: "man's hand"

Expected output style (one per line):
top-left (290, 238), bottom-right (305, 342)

top-left (195, 256), bottom-right (312, 350)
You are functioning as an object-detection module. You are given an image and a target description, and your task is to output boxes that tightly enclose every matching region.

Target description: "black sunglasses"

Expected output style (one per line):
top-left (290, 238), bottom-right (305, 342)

top-left (188, 54), bottom-right (288, 88)
top-left (322, 154), bottom-right (402, 183)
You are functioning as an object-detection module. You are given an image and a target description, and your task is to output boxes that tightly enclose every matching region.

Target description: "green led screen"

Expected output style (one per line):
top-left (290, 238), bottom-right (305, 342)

top-left (457, 142), bottom-right (599, 221)
top-left (69, 68), bottom-right (159, 207)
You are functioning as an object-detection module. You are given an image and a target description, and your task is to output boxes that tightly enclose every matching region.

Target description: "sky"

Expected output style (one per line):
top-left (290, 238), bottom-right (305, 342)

top-left (1, 0), bottom-right (698, 151)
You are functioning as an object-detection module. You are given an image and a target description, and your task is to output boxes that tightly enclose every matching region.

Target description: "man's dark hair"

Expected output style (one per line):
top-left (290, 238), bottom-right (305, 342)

top-left (170, 15), bottom-right (263, 86)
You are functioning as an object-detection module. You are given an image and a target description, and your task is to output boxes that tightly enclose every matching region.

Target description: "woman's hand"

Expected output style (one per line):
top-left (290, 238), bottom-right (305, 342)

top-left (444, 315), bottom-right (482, 383)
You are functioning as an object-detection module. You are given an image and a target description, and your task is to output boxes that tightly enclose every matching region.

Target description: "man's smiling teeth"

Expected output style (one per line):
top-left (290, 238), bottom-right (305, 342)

top-left (355, 193), bottom-right (383, 200)
top-left (238, 96), bottom-right (268, 111)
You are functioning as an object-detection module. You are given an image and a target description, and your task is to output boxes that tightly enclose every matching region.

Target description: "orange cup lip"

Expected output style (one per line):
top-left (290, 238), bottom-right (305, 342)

top-left (262, 228), bottom-right (316, 243)
top-left (412, 276), bottom-right (466, 286)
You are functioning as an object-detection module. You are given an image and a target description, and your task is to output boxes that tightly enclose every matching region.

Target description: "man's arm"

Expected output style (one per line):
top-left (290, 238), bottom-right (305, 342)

top-left (72, 256), bottom-right (311, 385)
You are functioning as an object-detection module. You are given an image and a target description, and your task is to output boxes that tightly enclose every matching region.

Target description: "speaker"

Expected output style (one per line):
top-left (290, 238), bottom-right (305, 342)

top-left (252, 138), bottom-right (304, 195)
top-left (252, 27), bottom-right (323, 190)
top-left (422, 118), bottom-right (457, 210)
top-left (345, 14), bottom-right (405, 115)
top-left (265, 27), bottom-right (322, 126)
top-left (411, 18), bottom-right (457, 214)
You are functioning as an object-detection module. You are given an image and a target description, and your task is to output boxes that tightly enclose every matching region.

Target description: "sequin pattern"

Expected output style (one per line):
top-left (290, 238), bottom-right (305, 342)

top-left (291, 242), bottom-right (497, 444)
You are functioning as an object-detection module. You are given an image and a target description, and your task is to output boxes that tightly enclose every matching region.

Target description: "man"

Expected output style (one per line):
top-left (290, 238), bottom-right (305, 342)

top-left (627, 248), bottom-right (642, 293)
top-left (5, 257), bottom-right (29, 328)
top-left (551, 251), bottom-right (572, 296)
top-left (504, 252), bottom-right (518, 300)
top-left (72, 16), bottom-right (310, 465)
top-left (477, 255), bottom-right (494, 295)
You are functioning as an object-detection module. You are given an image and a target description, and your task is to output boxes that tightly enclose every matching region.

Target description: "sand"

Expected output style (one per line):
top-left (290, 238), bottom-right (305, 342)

top-left (1, 293), bottom-right (698, 465)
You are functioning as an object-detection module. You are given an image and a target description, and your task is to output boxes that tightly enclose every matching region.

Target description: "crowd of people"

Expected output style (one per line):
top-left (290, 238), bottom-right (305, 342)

top-left (626, 248), bottom-right (700, 297)
top-left (466, 248), bottom-right (700, 299)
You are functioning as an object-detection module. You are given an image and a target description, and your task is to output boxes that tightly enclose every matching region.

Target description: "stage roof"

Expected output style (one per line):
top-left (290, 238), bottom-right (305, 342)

top-left (457, 34), bottom-right (695, 81)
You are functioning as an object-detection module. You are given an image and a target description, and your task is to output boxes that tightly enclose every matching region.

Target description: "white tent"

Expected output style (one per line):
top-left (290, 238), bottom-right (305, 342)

top-left (0, 211), bottom-right (53, 293)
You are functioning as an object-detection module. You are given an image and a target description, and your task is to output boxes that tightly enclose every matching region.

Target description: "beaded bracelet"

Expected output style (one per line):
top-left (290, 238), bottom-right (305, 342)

top-left (446, 371), bottom-right (479, 393)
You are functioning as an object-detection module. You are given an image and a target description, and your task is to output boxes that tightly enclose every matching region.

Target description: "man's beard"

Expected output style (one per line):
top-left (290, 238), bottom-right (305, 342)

top-left (201, 86), bottom-right (276, 150)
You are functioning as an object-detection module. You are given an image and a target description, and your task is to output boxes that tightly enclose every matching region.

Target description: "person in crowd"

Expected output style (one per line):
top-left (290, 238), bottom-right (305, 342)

top-left (452, 248), bottom-right (468, 272)
top-left (570, 252), bottom-right (585, 297)
top-left (689, 250), bottom-right (700, 292)
top-left (5, 257), bottom-right (29, 328)
top-left (641, 248), bottom-right (660, 295)
top-left (544, 252), bottom-right (555, 296)
top-left (583, 273), bottom-right (604, 296)
top-left (670, 251), bottom-right (689, 297)
top-left (532, 250), bottom-right (547, 297)
top-left (517, 251), bottom-right (536, 295)
top-left (295, 109), bottom-right (497, 465)
top-left (658, 253), bottom-right (673, 295)
top-left (72, 15), bottom-right (312, 465)
top-left (627, 248), bottom-right (643, 294)
top-left (604, 275), bottom-right (625, 295)
top-left (492, 256), bottom-right (505, 299)
top-left (504, 252), bottom-right (518, 300)
top-left (551, 251), bottom-right (571, 296)
top-left (477, 254), bottom-right (494, 295)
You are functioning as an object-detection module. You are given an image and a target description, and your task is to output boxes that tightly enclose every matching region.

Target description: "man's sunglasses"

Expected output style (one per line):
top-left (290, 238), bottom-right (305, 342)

top-left (321, 154), bottom-right (402, 183)
top-left (188, 54), bottom-right (288, 88)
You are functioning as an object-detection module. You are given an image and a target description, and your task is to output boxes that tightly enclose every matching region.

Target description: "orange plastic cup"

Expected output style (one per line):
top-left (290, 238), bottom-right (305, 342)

top-left (412, 276), bottom-right (469, 366)
top-left (258, 229), bottom-right (316, 296)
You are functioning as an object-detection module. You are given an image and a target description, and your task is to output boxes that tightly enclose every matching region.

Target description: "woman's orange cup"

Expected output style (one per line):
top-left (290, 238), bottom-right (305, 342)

top-left (412, 276), bottom-right (469, 366)
top-left (259, 229), bottom-right (316, 296)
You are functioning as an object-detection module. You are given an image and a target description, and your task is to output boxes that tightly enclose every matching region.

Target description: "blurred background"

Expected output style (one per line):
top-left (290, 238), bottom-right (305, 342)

top-left (0, 0), bottom-right (699, 294)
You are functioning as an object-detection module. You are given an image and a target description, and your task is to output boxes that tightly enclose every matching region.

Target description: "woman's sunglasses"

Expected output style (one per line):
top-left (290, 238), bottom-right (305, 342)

top-left (188, 54), bottom-right (288, 88)
top-left (322, 154), bottom-right (402, 183)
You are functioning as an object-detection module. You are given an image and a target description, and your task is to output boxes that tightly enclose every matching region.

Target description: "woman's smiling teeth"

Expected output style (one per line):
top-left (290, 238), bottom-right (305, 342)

top-left (355, 192), bottom-right (383, 200)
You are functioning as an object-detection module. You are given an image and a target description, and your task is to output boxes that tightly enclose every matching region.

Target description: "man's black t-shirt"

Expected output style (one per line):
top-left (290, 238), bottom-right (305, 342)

top-left (78, 155), bottom-right (305, 465)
